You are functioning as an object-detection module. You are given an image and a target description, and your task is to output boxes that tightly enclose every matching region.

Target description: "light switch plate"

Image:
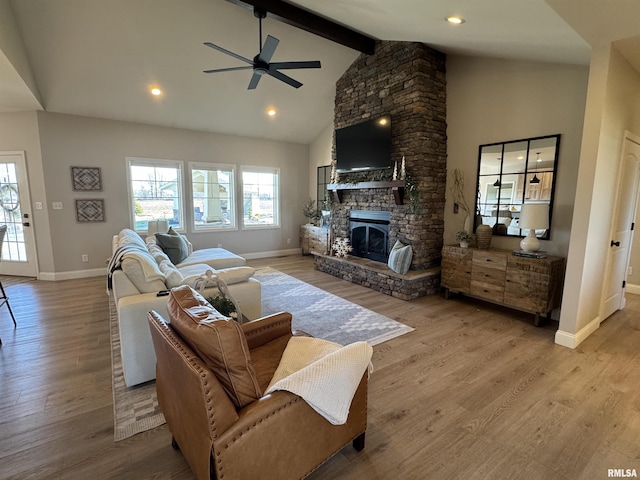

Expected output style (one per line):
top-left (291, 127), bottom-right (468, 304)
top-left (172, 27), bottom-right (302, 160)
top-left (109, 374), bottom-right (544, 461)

top-left (52, 202), bottom-right (63, 210)
top-left (35, 202), bottom-right (43, 210)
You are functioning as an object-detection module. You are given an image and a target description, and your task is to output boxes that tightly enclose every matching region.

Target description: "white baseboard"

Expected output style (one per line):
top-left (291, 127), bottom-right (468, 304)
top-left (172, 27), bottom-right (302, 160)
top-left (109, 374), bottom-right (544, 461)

top-left (242, 248), bottom-right (301, 260)
top-left (554, 315), bottom-right (601, 349)
top-left (626, 283), bottom-right (640, 295)
top-left (39, 267), bottom-right (107, 281)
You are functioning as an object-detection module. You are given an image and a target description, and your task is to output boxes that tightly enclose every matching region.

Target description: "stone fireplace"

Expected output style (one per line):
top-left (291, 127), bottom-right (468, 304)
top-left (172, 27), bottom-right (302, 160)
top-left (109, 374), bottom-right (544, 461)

top-left (314, 41), bottom-right (447, 300)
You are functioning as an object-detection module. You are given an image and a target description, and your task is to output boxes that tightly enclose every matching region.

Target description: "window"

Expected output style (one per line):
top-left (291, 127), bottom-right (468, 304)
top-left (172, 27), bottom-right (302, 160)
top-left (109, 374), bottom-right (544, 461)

top-left (241, 167), bottom-right (279, 228)
top-left (127, 158), bottom-right (184, 232)
top-left (190, 163), bottom-right (236, 230)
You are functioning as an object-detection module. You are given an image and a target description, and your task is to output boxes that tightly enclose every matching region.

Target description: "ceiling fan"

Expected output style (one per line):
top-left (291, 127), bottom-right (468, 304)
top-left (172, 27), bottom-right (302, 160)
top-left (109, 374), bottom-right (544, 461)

top-left (203, 7), bottom-right (321, 90)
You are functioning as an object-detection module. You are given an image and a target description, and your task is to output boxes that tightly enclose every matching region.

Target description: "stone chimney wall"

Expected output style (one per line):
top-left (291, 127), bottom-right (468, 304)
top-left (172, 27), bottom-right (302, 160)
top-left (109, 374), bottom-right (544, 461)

top-left (332, 41), bottom-right (447, 269)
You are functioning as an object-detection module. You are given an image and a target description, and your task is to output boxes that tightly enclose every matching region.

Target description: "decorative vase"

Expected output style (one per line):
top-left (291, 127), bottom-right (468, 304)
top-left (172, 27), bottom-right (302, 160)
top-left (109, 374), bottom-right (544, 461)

top-left (476, 224), bottom-right (492, 249)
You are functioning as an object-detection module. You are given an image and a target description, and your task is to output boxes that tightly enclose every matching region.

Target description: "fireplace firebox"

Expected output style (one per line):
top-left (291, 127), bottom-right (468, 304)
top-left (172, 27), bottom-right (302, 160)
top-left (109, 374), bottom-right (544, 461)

top-left (349, 210), bottom-right (391, 263)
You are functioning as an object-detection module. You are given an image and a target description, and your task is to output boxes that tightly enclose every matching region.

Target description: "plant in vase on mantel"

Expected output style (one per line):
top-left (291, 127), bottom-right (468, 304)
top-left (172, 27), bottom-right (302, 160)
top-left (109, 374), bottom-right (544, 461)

top-left (456, 231), bottom-right (473, 248)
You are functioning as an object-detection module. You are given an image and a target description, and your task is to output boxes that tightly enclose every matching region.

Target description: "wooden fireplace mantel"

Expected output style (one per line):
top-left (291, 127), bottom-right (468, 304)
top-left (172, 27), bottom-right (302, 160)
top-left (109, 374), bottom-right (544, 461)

top-left (327, 181), bottom-right (405, 205)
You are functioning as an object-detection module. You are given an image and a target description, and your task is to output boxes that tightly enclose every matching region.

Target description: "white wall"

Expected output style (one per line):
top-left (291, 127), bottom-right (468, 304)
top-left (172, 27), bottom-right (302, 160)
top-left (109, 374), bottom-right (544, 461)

top-left (557, 45), bottom-right (640, 347)
top-left (308, 122), bottom-right (333, 199)
top-left (446, 55), bottom-right (589, 258)
top-left (0, 111), bottom-right (54, 274)
top-left (0, 0), bottom-right (41, 108)
top-left (0, 111), bottom-right (310, 278)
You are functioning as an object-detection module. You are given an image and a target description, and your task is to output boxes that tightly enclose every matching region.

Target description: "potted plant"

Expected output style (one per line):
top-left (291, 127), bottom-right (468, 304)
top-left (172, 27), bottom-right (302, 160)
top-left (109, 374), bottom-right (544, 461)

top-left (302, 198), bottom-right (322, 225)
top-left (456, 230), bottom-right (473, 248)
top-left (205, 293), bottom-right (237, 320)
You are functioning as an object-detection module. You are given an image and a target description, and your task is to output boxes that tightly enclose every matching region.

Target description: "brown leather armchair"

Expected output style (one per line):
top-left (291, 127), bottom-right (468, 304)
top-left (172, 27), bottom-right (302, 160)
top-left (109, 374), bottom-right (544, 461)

top-left (147, 308), bottom-right (368, 480)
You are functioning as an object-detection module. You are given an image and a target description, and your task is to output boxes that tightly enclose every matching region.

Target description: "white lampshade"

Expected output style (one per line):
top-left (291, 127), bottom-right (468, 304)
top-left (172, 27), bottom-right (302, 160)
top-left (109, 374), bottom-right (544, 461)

top-left (519, 204), bottom-right (549, 252)
top-left (147, 219), bottom-right (169, 237)
top-left (519, 204), bottom-right (549, 230)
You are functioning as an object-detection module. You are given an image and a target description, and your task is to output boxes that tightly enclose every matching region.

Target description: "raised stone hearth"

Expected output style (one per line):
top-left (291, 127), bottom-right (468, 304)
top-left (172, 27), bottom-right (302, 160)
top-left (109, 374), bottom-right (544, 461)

top-left (313, 253), bottom-right (440, 301)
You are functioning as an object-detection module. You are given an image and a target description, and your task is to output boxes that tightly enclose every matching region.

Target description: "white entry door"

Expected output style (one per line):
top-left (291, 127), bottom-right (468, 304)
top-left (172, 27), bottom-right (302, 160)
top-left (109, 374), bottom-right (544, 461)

top-left (600, 133), bottom-right (640, 320)
top-left (0, 152), bottom-right (38, 277)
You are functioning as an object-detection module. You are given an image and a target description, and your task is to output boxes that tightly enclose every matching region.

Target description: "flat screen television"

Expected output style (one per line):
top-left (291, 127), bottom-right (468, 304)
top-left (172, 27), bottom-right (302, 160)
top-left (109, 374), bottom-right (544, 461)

top-left (335, 115), bottom-right (392, 172)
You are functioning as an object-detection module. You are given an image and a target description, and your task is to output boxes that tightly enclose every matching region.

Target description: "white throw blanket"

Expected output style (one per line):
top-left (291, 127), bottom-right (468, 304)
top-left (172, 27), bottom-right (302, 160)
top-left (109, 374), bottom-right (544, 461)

top-left (265, 336), bottom-right (373, 425)
top-left (107, 243), bottom-right (166, 291)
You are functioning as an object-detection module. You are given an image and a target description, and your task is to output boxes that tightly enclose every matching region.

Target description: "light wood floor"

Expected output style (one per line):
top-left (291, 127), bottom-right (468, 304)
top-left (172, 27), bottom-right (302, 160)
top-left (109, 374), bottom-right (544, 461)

top-left (1, 255), bottom-right (639, 479)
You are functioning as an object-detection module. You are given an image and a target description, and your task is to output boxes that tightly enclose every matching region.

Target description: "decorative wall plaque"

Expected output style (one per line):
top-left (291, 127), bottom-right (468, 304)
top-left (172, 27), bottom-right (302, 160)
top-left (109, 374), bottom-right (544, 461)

top-left (75, 199), bottom-right (105, 223)
top-left (71, 166), bottom-right (102, 191)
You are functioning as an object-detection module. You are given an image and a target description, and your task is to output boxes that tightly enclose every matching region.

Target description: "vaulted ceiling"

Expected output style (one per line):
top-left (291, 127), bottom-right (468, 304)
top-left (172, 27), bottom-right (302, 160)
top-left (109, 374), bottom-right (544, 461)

top-left (2, 0), bottom-right (640, 144)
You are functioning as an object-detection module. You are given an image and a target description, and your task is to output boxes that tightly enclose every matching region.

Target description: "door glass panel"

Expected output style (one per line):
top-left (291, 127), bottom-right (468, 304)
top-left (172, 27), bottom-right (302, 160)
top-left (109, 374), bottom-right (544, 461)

top-left (0, 162), bottom-right (26, 262)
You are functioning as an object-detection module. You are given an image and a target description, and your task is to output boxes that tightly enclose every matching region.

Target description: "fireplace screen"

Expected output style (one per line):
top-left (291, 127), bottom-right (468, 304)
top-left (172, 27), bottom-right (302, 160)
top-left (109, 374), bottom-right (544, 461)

top-left (349, 210), bottom-right (391, 263)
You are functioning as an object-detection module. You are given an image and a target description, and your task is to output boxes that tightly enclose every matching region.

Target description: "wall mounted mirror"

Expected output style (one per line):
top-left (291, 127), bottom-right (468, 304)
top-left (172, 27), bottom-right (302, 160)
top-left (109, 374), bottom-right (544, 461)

top-left (474, 134), bottom-right (560, 239)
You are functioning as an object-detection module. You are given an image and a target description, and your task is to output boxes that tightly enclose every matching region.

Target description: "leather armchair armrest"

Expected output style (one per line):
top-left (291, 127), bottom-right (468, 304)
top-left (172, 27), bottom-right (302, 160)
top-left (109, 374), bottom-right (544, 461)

top-left (242, 312), bottom-right (292, 349)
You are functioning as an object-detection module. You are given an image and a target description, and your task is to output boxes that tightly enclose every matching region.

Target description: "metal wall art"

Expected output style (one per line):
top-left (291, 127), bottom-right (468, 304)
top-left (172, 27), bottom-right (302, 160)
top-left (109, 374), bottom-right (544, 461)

top-left (71, 166), bottom-right (102, 192)
top-left (75, 199), bottom-right (105, 223)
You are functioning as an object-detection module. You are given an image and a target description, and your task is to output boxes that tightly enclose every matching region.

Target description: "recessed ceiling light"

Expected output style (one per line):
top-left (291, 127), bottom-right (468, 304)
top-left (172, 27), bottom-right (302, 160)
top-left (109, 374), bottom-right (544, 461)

top-left (267, 108), bottom-right (277, 117)
top-left (446, 16), bottom-right (465, 24)
top-left (149, 86), bottom-right (162, 96)
top-left (378, 117), bottom-right (388, 126)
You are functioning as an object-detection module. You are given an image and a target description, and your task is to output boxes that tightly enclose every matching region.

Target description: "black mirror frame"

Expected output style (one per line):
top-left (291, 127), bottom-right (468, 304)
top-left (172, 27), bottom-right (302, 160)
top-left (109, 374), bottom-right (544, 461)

top-left (474, 134), bottom-right (561, 239)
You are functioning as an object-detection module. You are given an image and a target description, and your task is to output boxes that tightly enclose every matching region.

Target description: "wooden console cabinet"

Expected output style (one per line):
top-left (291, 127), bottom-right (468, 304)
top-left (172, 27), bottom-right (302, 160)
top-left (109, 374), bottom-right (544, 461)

top-left (300, 225), bottom-right (329, 255)
top-left (441, 246), bottom-right (565, 326)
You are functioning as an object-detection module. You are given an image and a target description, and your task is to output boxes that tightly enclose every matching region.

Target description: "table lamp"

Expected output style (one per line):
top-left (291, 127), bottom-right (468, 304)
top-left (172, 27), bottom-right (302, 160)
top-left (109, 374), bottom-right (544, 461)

top-left (518, 204), bottom-right (549, 252)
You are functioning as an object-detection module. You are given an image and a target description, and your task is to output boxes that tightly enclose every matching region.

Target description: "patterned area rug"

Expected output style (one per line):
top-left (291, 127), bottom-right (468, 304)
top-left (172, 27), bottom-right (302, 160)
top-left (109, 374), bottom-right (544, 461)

top-left (258, 267), bottom-right (414, 346)
top-left (110, 267), bottom-right (413, 441)
top-left (109, 294), bottom-right (164, 441)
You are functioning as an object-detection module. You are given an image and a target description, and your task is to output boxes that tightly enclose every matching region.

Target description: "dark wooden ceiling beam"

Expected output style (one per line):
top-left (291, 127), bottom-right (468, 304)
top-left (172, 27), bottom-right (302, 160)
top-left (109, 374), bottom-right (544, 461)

top-left (226, 0), bottom-right (376, 54)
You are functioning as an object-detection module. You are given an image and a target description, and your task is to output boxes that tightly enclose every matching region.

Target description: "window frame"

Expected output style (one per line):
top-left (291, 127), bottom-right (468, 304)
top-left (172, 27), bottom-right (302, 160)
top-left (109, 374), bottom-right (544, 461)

top-left (240, 165), bottom-right (280, 230)
top-left (126, 157), bottom-right (185, 234)
top-left (189, 162), bottom-right (237, 232)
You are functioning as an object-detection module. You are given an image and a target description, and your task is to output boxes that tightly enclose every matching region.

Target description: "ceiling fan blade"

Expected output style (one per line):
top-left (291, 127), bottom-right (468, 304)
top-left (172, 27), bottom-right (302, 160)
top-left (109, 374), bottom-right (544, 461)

top-left (269, 61), bottom-right (321, 70)
top-left (258, 35), bottom-right (279, 64)
top-left (247, 71), bottom-right (262, 90)
top-left (203, 66), bottom-right (254, 74)
top-left (266, 68), bottom-right (303, 89)
top-left (203, 42), bottom-right (254, 65)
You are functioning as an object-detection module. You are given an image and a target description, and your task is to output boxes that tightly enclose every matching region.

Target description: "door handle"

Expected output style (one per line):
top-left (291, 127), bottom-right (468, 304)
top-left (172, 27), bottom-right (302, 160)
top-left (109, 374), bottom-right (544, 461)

top-left (23, 222), bottom-right (30, 227)
top-left (611, 240), bottom-right (620, 247)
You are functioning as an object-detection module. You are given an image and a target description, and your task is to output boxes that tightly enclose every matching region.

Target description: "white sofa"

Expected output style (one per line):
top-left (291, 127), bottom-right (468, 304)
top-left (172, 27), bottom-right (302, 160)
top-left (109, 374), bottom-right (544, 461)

top-left (109, 229), bottom-right (261, 387)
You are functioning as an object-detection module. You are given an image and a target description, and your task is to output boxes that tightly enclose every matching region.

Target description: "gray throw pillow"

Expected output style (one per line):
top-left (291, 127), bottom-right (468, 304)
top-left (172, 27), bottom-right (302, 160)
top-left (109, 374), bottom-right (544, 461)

top-left (155, 232), bottom-right (189, 265)
top-left (387, 240), bottom-right (413, 274)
